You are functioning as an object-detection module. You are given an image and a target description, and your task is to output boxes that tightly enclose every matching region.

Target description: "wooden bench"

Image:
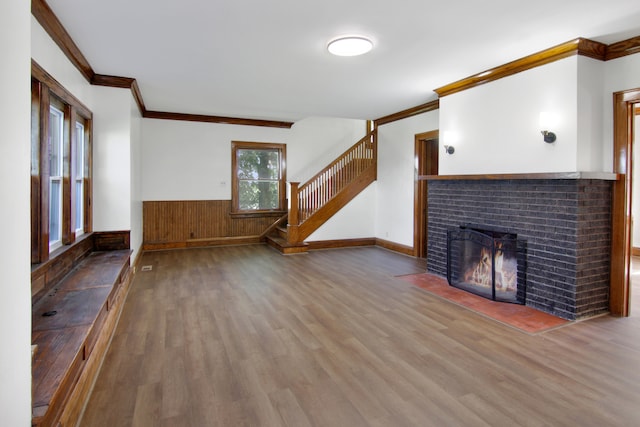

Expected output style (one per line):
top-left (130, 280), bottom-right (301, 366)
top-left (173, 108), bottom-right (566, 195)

top-left (31, 232), bottom-right (133, 427)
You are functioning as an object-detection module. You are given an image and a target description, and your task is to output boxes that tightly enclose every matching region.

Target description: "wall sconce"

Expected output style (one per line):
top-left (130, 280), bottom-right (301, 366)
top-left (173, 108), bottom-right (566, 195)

top-left (541, 130), bottom-right (556, 143)
top-left (539, 112), bottom-right (558, 143)
top-left (442, 130), bottom-right (459, 155)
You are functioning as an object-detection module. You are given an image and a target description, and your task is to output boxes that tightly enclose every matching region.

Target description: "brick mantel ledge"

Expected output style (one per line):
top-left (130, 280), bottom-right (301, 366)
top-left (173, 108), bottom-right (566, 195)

top-left (420, 172), bottom-right (620, 181)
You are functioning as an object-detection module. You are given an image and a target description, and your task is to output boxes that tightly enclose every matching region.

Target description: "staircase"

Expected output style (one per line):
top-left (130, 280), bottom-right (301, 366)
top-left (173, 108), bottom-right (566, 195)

top-left (264, 130), bottom-right (377, 254)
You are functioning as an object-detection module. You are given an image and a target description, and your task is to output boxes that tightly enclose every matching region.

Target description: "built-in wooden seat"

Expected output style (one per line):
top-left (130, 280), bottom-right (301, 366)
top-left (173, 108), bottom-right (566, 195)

top-left (31, 234), bottom-right (132, 427)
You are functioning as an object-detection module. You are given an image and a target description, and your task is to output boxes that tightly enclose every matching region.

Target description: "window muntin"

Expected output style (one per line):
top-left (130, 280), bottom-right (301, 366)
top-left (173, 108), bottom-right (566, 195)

top-left (49, 106), bottom-right (64, 251)
top-left (232, 141), bottom-right (286, 214)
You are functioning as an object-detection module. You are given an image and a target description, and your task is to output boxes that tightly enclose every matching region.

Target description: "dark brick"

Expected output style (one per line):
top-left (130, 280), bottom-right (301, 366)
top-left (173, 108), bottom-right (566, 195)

top-left (427, 178), bottom-right (612, 320)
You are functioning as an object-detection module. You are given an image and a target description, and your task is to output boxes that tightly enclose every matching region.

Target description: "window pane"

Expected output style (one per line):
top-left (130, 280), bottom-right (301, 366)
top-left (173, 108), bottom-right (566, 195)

top-left (237, 149), bottom-right (279, 180)
top-left (49, 180), bottom-right (61, 245)
top-left (49, 106), bottom-right (64, 249)
top-left (74, 122), bottom-right (84, 233)
top-left (239, 180), bottom-right (279, 210)
top-left (49, 107), bottom-right (63, 177)
top-left (75, 122), bottom-right (84, 178)
top-left (75, 180), bottom-right (83, 232)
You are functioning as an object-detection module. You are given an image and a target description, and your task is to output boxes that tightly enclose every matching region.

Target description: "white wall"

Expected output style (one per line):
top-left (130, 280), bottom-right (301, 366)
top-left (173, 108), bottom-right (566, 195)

top-left (307, 186), bottom-right (376, 241)
top-left (376, 111), bottom-right (439, 247)
top-left (577, 56), bottom-right (605, 172)
top-left (130, 97), bottom-right (143, 262)
top-left (1, 1), bottom-right (32, 425)
top-left (286, 117), bottom-right (367, 184)
top-left (91, 86), bottom-right (133, 231)
top-left (439, 57), bottom-right (579, 175)
top-left (141, 116), bottom-right (365, 201)
top-left (141, 119), bottom-right (290, 200)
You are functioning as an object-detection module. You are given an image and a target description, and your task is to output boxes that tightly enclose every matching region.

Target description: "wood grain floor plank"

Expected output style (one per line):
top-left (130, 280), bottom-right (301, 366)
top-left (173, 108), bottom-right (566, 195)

top-left (80, 245), bottom-right (640, 426)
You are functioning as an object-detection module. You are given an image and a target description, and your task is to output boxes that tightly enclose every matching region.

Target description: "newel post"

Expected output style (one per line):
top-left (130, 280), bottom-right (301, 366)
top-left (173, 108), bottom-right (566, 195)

top-left (288, 182), bottom-right (300, 244)
top-left (289, 182), bottom-right (300, 226)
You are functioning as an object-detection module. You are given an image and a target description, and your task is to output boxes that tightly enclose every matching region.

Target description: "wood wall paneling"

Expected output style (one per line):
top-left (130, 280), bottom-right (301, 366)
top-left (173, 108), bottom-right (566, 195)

top-left (143, 200), bottom-right (279, 249)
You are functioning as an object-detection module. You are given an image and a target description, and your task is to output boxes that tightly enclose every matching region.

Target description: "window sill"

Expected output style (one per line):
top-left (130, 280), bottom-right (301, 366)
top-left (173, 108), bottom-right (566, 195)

top-left (229, 210), bottom-right (287, 219)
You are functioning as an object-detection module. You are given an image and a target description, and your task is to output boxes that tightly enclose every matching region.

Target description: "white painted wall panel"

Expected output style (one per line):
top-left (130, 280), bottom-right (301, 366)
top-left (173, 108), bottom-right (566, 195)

top-left (1, 1), bottom-right (32, 425)
top-left (376, 111), bottom-right (439, 247)
top-left (91, 86), bottom-right (133, 231)
top-left (577, 56), bottom-right (605, 172)
top-left (130, 97), bottom-right (143, 260)
top-left (141, 116), bottom-right (365, 201)
top-left (439, 57), bottom-right (579, 175)
top-left (307, 186), bottom-right (376, 241)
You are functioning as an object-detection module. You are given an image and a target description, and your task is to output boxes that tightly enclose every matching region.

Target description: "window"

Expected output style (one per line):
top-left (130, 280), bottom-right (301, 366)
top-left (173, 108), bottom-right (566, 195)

top-left (231, 141), bottom-right (286, 214)
top-left (48, 105), bottom-right (64, 251)
top-left (32, 61), bottom-right (93, 264)
top-left (73, 120), bottom-right (86, 236)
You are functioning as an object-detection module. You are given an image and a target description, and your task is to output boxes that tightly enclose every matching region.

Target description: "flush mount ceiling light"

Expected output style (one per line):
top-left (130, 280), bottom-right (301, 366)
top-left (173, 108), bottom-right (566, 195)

top-left (327, 36), bottom-right (373, 56)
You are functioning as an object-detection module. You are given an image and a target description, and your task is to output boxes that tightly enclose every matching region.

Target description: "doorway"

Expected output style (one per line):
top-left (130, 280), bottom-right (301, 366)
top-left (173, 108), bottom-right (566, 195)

top-left (630, 104), bottom-right (640, 316)
top-left (612, 89), bottom-right (640, 316)
top-left (414, 131), bottom-right (439, 258)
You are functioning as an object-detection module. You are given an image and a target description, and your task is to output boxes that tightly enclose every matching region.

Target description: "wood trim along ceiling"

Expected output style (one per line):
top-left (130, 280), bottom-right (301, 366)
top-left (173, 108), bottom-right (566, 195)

top-left (374, 100), bottom-right (440, 126)
top-left (31, 0), bottom-right (94, 82)
top-left (606, 36), bottom-right (640, 61)
top-left (31, 0), bottom-right (294, 129)
top-left (373, 35), bottom-right (638, 123)
top-left (434, 38), bottom-right (607, 98)
top-left (144, 111), bottom-right (294, 129)
top-left (33, 0), bottom-right (639, 127)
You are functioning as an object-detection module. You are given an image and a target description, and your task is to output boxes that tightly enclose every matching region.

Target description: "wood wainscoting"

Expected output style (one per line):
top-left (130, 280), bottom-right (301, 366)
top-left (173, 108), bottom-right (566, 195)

top-left (143, 200), bottom-right (281, 250)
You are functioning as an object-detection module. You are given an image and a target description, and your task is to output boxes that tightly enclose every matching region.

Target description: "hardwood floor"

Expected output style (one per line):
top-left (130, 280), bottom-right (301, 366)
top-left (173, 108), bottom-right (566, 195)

top-left (80, 245), bottom-right (640, 426)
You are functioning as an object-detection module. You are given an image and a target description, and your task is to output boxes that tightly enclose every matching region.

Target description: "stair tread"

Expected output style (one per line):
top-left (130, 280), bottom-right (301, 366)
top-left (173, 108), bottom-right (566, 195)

top-left (266, 235), bottom-right (308, 247)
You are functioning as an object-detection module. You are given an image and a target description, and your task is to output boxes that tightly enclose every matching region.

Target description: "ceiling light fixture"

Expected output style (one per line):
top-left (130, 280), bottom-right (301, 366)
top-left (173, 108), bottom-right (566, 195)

top-left (327, 36), bottom-right (373, 57)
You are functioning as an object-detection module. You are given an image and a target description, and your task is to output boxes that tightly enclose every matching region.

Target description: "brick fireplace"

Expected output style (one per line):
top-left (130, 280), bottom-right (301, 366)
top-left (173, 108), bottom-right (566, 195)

top-left (425, 173), bottom-right (617, 320)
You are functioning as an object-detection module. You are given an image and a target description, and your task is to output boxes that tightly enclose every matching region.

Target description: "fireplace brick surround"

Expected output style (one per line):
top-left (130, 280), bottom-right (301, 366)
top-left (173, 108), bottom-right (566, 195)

top-left (425, 173), bottom-right (617, 320)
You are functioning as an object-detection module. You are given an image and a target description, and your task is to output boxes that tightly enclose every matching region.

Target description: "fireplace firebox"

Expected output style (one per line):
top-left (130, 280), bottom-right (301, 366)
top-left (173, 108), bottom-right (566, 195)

top-left (447, 225), bottom-right (526, 304)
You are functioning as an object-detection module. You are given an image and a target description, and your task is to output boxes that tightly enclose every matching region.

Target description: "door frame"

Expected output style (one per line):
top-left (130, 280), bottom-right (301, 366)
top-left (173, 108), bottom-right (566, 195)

top-left (413, 130), bottom-right (439, 258)
top-left (611, 88), bottom-right (640, 316)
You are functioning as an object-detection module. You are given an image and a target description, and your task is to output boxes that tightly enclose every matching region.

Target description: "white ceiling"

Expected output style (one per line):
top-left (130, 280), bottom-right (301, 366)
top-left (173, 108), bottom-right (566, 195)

top-left (47, 0), bottom-right (640, 122)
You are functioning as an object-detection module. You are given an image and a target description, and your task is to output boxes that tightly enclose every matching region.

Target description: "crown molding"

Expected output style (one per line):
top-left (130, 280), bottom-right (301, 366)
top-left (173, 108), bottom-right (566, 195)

top-left (606, 36), bottom-right (640, 61)
top-left (31, 0), bottom-right (95, 82)
top-left (374, 100), bottom-right (440, 126)
top-left (434, 38), bottom-right (607, 98)
top-left (143, 111), bottom-right (293, 128)
top-left (31, 0), bottom-right (640, 126)
top-left (91, 74), bottom-right (146, 113)
top-left (31, 0), bottom-right (292, 128)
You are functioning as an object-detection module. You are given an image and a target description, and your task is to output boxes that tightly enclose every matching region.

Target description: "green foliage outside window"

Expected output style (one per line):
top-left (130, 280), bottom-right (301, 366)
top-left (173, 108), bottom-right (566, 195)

top-left (237, 149), bottom-right (280, 210)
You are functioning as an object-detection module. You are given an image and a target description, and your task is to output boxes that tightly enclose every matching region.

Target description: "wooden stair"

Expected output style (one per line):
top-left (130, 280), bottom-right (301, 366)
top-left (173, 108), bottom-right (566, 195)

top-left (264, 216), bottom-right (309, 254)
top-left (264, 130), bottom-right (377, 254)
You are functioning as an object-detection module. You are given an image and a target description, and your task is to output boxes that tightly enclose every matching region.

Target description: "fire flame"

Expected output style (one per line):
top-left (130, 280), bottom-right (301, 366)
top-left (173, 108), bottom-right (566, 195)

top-left (464, 243), bottom-right (517, 292)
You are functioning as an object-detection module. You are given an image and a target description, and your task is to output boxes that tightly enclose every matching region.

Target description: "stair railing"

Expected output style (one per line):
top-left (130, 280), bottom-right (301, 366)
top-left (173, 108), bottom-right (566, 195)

top-left (288, 129), bottom-right (376, 235)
